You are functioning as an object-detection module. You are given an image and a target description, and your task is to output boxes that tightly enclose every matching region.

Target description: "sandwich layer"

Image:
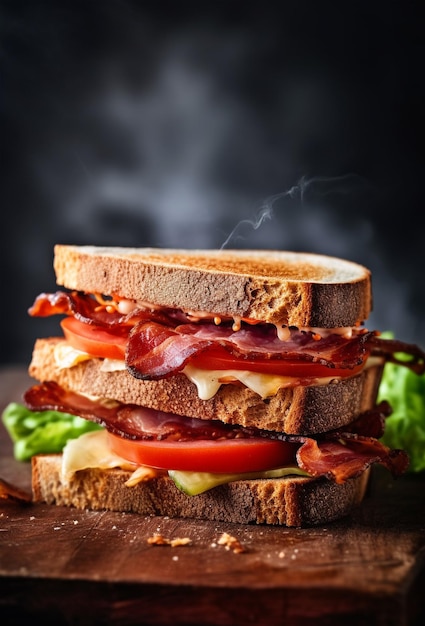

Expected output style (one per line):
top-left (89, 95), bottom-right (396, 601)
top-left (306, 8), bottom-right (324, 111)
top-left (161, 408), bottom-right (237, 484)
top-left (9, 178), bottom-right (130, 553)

top-left (31, 454), bottom-right (370, 526)
top-left (29, 338), bottom-right (384, 434)
top-left (53, 245), bottom-right (372, 328)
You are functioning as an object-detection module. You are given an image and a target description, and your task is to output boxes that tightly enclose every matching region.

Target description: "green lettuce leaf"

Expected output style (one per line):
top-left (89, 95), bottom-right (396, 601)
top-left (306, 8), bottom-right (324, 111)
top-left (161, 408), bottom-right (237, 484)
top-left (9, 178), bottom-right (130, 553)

top-left (1, 402), bottom-right (102, 462)
top-left (378, 333), bottom-right (425, 473)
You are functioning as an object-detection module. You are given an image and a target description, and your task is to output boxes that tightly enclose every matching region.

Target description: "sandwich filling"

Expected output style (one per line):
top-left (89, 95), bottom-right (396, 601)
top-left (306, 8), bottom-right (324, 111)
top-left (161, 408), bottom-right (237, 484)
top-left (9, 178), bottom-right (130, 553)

top-left (24, 289), bottom-right (424, 493)
top-left (29, 291), bottom-right (425, 397)
top-left (24, 380), bottom-right (408, 494)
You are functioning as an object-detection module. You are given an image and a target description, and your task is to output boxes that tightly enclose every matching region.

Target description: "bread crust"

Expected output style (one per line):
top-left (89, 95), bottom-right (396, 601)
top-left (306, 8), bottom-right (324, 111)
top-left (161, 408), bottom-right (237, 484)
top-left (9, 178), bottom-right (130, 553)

top-left (29, 338), bottom-right (384, 435)
top-left (31, 454), bottom-right (370, 526)
top-left (53, 245), bottom-right (372, 328)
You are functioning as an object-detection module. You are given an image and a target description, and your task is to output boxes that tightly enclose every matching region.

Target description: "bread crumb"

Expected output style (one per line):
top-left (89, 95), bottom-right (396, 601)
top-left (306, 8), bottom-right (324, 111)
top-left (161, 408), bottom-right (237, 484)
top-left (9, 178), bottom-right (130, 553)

top-left (217, 532), bottom-right (247, 554)
top-left (147, 533), bottom-right (192, 547)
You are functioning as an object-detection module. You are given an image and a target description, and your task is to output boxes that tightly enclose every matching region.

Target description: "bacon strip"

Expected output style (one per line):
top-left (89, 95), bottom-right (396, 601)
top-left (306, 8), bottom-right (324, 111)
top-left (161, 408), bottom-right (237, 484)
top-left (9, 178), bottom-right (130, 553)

top-left (29, 291), bottom-right (126, 326)
top-left (28, 291), bottom-right (181, 328)
top-left (289, 400), bottom-right (407, 482)
top-left (126, 322), bottom-right (217, 379)
top-left (296, 437), bottom-right (408, 483)
top-left (23, 382), bottom-right (250, 441)
top-left (369, 335), bottom-right (425, 375)
top-left (23, 381), bottom-right (408, 482)
top-left (126, 321), bottom-right (374, 379)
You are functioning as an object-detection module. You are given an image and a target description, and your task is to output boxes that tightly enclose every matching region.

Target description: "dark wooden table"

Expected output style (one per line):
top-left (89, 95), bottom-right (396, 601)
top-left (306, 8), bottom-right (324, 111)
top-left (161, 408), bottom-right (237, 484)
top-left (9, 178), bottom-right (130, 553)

top-left (1, 366), bottom-right (425, 626)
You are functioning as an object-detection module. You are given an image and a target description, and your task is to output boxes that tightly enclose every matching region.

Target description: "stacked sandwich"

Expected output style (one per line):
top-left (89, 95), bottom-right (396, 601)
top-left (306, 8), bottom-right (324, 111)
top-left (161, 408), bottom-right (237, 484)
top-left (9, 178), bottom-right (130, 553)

top-left (23, 245), bottom-right (424, 526)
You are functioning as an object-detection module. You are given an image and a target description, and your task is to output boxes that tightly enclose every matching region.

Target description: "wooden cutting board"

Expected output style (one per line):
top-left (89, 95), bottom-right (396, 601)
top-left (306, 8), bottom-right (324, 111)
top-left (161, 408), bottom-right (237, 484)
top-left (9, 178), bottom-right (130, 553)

top-left (1, 367), bottom-right (425, 626)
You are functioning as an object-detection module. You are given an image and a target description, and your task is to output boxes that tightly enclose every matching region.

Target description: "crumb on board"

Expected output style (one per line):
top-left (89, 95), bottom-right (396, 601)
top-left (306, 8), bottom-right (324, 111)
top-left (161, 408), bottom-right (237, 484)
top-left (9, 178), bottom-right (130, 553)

top-left (147, 531), bottom-right (247, 553)
top-left (217, 532), bottom-right (247, 554)
top-left (147, 533), bottom-right (192, 547)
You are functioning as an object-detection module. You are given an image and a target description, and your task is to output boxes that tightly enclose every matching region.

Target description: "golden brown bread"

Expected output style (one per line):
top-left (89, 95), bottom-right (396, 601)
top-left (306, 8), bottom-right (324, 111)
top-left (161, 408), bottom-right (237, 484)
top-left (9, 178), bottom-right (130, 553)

top-left (31, 454), bottom-right (370, 526)
top-left (29, 338), bottom-right (384, 435)
top-left (53, 245), bottom-right (372, 328)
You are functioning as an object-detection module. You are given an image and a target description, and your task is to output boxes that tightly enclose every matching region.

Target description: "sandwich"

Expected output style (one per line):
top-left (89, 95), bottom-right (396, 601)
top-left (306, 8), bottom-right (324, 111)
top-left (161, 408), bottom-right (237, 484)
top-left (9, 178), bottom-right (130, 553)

top-left (17, 245), bottom-right (425, 526)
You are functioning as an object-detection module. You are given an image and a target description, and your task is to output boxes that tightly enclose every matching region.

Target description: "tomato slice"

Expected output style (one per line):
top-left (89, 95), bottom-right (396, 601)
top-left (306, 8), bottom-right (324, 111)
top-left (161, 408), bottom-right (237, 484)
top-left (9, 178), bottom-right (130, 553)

top-left (107, 431), bottom-right (299, 473)
top-left (189, 348), bottom-right (365, 379)
top-left (60, 317), bottom-right (128, 360)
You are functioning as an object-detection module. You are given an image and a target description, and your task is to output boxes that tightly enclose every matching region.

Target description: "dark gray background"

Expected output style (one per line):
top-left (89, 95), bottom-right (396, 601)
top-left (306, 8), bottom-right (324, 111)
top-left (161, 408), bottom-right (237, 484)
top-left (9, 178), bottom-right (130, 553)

top-left (1, 0), bottom-right (423, 364)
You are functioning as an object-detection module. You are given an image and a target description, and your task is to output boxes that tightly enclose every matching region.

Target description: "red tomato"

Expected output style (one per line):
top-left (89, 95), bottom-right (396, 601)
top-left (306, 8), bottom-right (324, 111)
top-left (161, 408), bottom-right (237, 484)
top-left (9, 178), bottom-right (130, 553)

top-left (189, 349), bottom-right (364, 379)
top-left (107, 431), bottom-right (298, 473)
top-left (60, 317), bottom-right (128, 360)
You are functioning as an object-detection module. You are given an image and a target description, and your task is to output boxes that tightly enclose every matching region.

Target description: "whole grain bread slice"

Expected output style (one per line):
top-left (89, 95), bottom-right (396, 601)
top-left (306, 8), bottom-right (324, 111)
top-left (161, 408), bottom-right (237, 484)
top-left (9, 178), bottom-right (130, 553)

top-left (53, 245), bottom-right (372, 328)
top-left (31, 454), bottom-right (370, 526)
top-left (28, 338), bottom-right (384, 435)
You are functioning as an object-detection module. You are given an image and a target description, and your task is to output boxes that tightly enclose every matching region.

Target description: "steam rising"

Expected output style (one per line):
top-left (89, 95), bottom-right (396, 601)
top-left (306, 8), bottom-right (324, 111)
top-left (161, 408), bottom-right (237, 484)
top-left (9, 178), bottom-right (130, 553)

top-left (221, 188), bottom-right (297, 249)
top-left (221, 174), bottom-right (368, 249)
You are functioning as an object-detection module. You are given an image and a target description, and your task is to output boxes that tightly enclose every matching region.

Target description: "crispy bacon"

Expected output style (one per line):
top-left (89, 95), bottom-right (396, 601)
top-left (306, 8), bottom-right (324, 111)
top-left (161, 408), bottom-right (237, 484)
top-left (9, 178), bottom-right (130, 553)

top-left (28, 291), bottom-right (181, 328)
top-left (296, 437), bottom-right (409, 483)
top-left (23, 382), bottom-right (250, 442)
top-left (29, 291), bottom-right (125, 326)
top-left (369, 335), bottom-right (425, 375)
top-left (126, 321), bottom-right (374, 379)
top-left (292, 400), bottom-right (408, 482)
top-left (0, 478), bottom-right (32, 503)
top-left (23, 381), bottom-right (408, 482)
top-left (126, 322), bottom-right (217, 379)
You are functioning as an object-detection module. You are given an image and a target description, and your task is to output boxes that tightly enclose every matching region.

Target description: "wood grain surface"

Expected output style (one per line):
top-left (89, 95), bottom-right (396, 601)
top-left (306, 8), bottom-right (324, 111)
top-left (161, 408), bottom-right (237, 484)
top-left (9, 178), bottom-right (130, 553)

top-left (1, 367), bottom-right (424, 626)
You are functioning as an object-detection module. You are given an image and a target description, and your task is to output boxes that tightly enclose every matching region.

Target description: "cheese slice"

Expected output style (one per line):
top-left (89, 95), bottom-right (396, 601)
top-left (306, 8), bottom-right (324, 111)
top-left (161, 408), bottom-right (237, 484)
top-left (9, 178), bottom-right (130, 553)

top-left (182, 364), bottom-right (337, 400)
top-left (54, 344), bottom-right (92, 369)
top-left (62, 430), bottom-right (137, 482)
top-left (54, 343), bottom-right (126, 372)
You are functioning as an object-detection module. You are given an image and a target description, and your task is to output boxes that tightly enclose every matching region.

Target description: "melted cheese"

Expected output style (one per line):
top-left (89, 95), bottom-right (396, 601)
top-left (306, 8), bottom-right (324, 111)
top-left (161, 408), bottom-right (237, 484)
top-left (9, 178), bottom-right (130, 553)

top-left (54, 343), bottom-right (126, 371)
top-left (182, 364), bottom-right (338, 400)
top-left (61, 430), bottom-right (157, 485)
top-left (54, 344), bottom-right (92, 369)
top-left (100, 358), bottom-right (127, 372)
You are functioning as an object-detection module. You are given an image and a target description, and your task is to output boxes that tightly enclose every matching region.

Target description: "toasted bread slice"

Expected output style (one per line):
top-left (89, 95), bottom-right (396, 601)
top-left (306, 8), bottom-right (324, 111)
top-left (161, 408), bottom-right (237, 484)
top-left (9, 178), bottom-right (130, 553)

top-left (31, 454), bottom-right (370, 526)
top-left (28, 338), bottom-right (384, 434)
top-left (53, 245), bottom-right (372, 328)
